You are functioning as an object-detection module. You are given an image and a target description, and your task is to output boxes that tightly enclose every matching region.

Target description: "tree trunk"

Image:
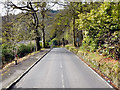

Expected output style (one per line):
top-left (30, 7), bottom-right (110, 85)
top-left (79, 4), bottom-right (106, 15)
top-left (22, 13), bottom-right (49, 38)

top-left (33, 13), bottom-right (41, 51)
top-left (42, 12), bottom-right (46, 48)
top-left (42, 28), bottom-right (45, 48)
top-left (62, 38), bottom-right (65, 47)
top-left (73, 16), bottom-right (77, 47)
top-left (35, 36), bottom-right (41, 51)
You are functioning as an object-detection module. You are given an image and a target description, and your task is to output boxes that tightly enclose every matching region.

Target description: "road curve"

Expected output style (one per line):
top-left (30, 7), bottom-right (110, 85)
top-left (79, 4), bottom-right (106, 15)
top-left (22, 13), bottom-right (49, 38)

top-left (14, 48), bottom-right (112, 88)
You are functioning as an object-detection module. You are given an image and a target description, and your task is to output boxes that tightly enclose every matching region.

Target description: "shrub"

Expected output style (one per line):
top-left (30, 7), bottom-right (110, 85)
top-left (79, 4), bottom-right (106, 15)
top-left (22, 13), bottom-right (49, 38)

top-left (69, 47), bottom-right (78, 54)
top-left (2, 44), bottom-right (14, 64)
top-left (1, 43), bottom-right (35, 66)
top-left (40, 41), bottom-right (50, 48)
top-left (65, 45), bottom-right (71, 49)
top-left (17, 44), bottom-right (34, 58)
top-left (45, 42), bottom-right (50, 48)
top-left (40, 42), bottom-right (42, 48)
top-left (49, 38), bottom-right (59, 47)
top-left (65, 45), bottom-right (78, 54)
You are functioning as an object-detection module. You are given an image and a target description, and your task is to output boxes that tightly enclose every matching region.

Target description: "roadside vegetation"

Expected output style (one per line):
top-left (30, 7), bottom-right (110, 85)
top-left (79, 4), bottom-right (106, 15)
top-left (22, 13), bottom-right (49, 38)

top-left (1, 0), bottom-right (120, 88)
top-left (48, 1), bottom-right (120, 88)
top-left (65, 44), bottom-right (119, 88)
top-left (2, 43), bottom-right (34, 66)
top-left (1, 1), bottom-right (58, 67)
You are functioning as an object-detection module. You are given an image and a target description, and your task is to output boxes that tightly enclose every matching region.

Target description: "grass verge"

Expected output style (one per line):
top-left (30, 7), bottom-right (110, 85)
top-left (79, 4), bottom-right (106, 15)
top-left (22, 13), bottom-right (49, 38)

top-left (65, 44), bottom-right (120, 89)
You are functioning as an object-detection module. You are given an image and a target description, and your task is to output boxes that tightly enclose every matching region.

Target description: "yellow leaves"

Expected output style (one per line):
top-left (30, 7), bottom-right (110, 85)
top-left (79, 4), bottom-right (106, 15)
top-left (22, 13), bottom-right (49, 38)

top-left (42, 2), bottom-right (47, 7)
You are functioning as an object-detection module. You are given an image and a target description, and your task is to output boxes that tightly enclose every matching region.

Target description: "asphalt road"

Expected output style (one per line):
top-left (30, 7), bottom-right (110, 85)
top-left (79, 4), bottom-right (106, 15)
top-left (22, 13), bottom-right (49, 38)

top-left (14, 48), bottom-right (112, 88)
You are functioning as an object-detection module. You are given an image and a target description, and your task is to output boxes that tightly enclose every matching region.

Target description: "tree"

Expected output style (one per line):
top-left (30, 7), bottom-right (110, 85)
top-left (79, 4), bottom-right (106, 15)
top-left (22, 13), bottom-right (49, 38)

top-left (49, 9), bottom-right (72, 42)
top-left (8, 1), bottom-right (58, 48)
top-left (36, 2), bottom-right (57, 47)
top-left (8, 1), bottom-right (41, 51)
top-left (77, 2), bottom-right (120, 59)
top-left (67, 2), bottom-right (81, 47)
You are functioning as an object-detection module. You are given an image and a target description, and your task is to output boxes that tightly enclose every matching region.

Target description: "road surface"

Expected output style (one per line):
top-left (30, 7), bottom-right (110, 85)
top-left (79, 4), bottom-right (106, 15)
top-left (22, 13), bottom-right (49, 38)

top-left (14, 48), bottom-right (112, 88)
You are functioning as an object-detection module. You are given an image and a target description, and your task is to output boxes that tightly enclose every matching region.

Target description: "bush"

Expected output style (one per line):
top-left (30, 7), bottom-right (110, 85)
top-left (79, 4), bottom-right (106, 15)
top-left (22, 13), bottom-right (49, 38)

top-left (65, 45), bottom-right (78, 54)
top-left (45, 42), bottom-right (50, 48)
top-left (49, 38), bottom-right (59, 47)
top-left (2, 44), bottom-right (14, 64)
top-left (69, 47), bottom-right (78, 54)
top-left (65, 45), bottom-right (71, 49)
top-left (40, 41), bottom-right (50, 48)
top-left (1, 43), bottom-right (35, 66)
top-left (40, 42), bottom-right (42, 48)
top-left (17, 44), bottom-right (34, 58)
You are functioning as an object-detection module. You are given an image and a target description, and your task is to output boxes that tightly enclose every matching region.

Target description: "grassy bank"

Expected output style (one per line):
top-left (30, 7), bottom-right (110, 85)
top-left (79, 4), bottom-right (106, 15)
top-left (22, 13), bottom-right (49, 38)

top-left (65, 44), bottom-right (120, 88)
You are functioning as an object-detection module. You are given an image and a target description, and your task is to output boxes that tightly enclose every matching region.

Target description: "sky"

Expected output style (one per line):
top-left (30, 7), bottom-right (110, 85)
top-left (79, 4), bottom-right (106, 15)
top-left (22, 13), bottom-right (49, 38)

top-left (0, 0), bottom-right (65, 16)
top-left (0, 0), bottom-right (18, 16)
top-left (0, 0), bottom-right (119, 16)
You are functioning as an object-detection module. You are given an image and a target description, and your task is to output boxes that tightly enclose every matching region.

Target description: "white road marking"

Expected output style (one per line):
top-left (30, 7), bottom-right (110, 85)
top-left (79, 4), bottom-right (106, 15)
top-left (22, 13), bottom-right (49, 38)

top-left (75, 55), bottom-right (113, 88)
top-left (17, 77), bottom-right (26, 87)
top-left (62, 84), bottom-right (65, 88)
top-left (61, 74), bottom-right (63, 78)
top-left (85, 63), bottom-right (113, 88)
top-left (60, 62), bottom-right (65, 88)
top-left (60, 64), bottom-right (63, 68)
top-left (66, 49), bottom-right (113, 88)
top-left (61, 73), bottom-right (65, 88)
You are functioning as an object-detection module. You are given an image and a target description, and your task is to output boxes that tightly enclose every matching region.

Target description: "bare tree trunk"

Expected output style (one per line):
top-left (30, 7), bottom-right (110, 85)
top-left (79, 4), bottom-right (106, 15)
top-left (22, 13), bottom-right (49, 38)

top-left (42, 29), bottom-right (45, 48)
top-left (35, 36), bottom-right (40, 51)
top-left (41, 12), bottom-right (46, 48)
top-left (33, 13), bottom-right (41, 51)
top-left (73, 16), bottom-right (77, 47)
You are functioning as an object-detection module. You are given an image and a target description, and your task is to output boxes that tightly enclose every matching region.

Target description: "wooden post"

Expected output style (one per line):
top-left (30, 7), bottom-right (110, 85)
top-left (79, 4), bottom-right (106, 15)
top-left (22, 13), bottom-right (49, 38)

top-left (14, 54), bottom-right (18, 65)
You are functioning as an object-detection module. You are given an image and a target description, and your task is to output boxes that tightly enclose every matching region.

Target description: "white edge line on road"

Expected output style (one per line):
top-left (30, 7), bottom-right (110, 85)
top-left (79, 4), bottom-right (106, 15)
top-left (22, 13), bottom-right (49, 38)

top-left (6, 49), bottom-right (52, 89)
top-left (75, 55), bottom-right (113, 88)
top-left (65, 48), bottom-right (113, 89)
